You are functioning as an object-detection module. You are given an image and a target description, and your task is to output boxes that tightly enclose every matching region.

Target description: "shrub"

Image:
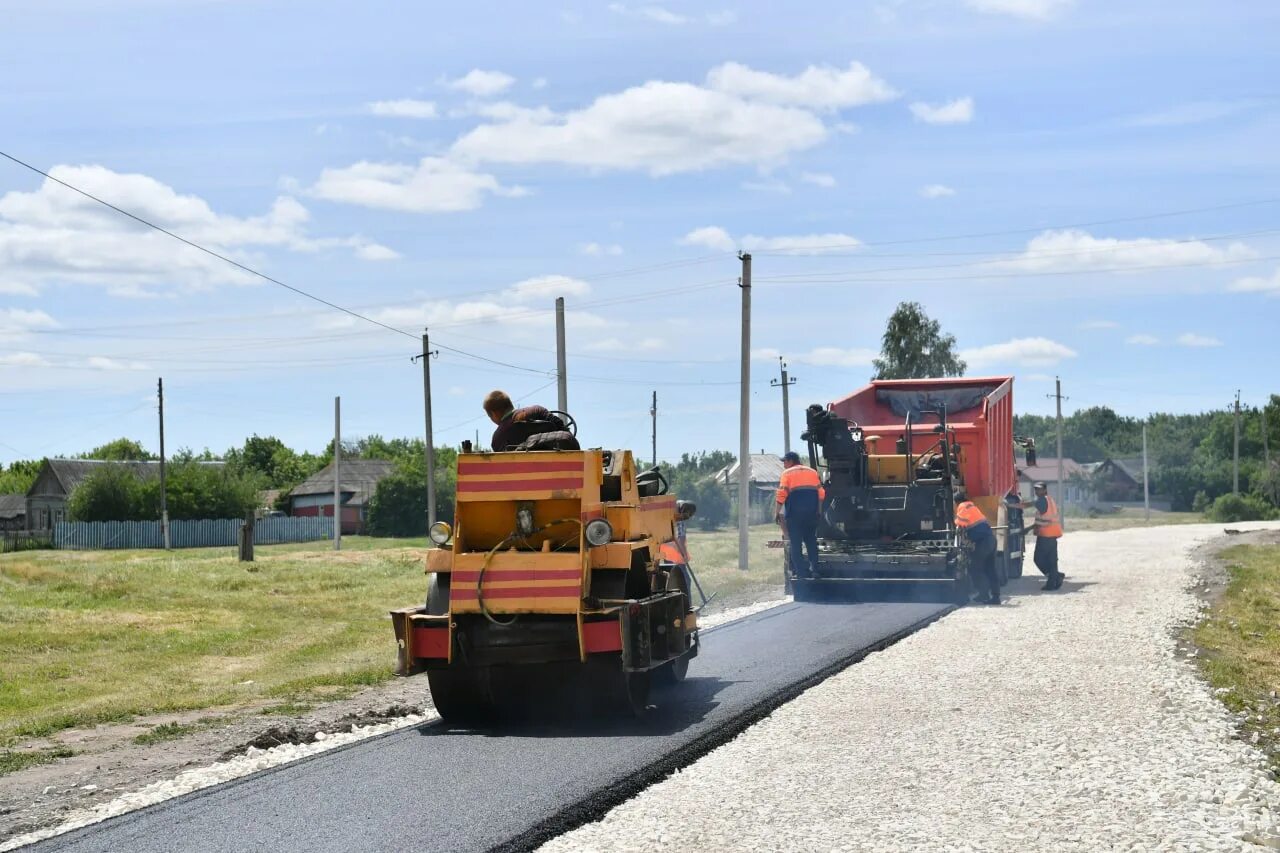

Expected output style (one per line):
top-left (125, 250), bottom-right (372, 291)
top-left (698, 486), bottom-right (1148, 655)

top-left (1207, 493), bottom-right (1279, 523)
top-left (1191, 490), bottom-right (1211, 514)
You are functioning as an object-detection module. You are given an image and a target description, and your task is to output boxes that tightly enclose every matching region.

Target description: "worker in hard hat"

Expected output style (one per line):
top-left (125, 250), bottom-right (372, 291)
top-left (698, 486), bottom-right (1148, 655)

top-left (1022, 481), bottom-right (1065, 590)
top-left (776, 451), bottom-right (825, 579)
top-left (954, 492), bottom-right (1000, 605)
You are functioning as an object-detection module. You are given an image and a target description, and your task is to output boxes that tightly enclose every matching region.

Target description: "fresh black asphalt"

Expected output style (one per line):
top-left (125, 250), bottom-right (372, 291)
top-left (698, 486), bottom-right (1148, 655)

top-left (28, 600), bottom-right (950, 853)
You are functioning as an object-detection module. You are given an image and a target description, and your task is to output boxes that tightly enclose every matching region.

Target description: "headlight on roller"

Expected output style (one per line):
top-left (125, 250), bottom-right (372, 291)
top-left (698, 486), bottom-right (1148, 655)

top-left (428, 521), bottom-right (453, 546)
top-left (584, 518), bottom-right (613, 547)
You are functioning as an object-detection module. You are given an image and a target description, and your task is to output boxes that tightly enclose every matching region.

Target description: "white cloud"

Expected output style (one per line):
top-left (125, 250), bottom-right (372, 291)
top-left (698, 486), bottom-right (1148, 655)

top-left (309, 157), bottom-right (524, 213)
top-left (451, 78), bottom-right (828, 175)
top-left (741, 178), bottom-right (792, 194)
top-left (1231, 267), bottom-right (1280, 295)
top-left (961, 337), bottom-right (1077, 368)
top-left (706, 61), bottom-right (897, 110)
top-left (1125, 334), bottom-right (1160, 345)
top-left (579, 242), bottom-right (623, 256)
top-left (354, 243), bottom-right (401, 261)
top-left (679, 226), bottom-right (861, 255)
top-left (679, 226), bottom-right (736, 252)
top-left (0, 165), bottom-right (379, 297)
top-left (800, 172), bottom-right (836, 188)
top-left (919, 183), bottom-right (956, 198)
top-left (1176, 332), bottom-right (1222, 348)
top-left (909, 97), bottom-right (975, 125)
top-left (965, 0), bottom-right (1073, 20)
top-left (0, 351), bottom-right (49, 368)
top-left (368, 99), bottom-right (438, 119)
top-left (87, 356), bottom-right (150, 371)
top-left (0, 308), bottom-right (57, 335)
top-left (447, 69), bottom-right (516, 97)
top-left (1079, 319), bottom-right (1119, 330)
top-left (754, 346), bottom-right (876, 367)
top-left (470, 101), bottom-right (558, 123)
top-left (505, 274), bottom-right (592, 302)
top-left (532, 77), bottom-right (548, 90)
top-left (609, 3), bottom-right (688, 24)
top-left (998, 229), bottom-right (1255, 273)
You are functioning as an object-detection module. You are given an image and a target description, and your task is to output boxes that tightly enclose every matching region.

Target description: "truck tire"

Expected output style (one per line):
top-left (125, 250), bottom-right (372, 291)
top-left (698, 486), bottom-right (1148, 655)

top-left (655, 565), bottom-right (692, 685)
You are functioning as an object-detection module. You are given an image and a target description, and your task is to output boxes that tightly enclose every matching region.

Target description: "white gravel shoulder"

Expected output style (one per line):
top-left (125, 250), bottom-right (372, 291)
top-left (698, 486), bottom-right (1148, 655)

top-left (541, 522), bottom-right (1280, 852)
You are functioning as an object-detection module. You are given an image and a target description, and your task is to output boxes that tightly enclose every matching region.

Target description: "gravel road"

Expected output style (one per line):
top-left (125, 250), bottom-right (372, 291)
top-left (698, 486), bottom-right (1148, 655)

top-left (541, 523), bottom-right (1280, 852)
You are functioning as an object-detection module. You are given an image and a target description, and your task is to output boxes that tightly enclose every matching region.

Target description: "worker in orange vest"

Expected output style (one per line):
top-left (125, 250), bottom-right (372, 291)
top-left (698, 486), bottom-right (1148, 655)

top-left (776, 451), bottom-right (825, 579)
top-left (954, 493), bottom-right (1000, 605)
top-left (1022, 481), bottom-right (1065, 590)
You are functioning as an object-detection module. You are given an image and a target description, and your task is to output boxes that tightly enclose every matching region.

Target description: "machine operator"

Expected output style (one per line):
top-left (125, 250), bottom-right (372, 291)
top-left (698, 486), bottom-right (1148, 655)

top-left (483, 390), bottom-right (555, 451)
top-left (776, 451), bottom-right (825, 579)
top-left (954, 493), bottom-right (1000, 605)
top-left (1022, 481), bottom-right (1065, 590)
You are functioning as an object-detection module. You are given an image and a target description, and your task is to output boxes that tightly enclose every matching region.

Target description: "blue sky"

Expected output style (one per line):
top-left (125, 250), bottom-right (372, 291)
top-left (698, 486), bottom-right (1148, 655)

top-left (1, 0), bottom-right (1278, 466)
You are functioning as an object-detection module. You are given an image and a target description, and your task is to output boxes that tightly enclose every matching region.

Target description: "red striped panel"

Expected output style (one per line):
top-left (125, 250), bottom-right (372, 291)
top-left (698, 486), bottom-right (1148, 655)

top-left (640, 498), bottom-right (677, 512)
top-left (451, 569), bottom-right (582, 582)
top-left (450, 585), bottom-right (581, 600)
top-left (583, 620), bottom-right (623, 653)
top-left (457, 477), bottom-right (583, 493)
top-left (410, 626), bottom-right (449, 659)
top-left (457, 460), bottom-right (584, 475)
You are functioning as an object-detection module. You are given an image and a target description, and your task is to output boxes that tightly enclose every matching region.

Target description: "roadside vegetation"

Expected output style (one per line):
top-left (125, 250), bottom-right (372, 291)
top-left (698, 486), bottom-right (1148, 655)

top-left (1194, 542), bottom-right (1280, 771)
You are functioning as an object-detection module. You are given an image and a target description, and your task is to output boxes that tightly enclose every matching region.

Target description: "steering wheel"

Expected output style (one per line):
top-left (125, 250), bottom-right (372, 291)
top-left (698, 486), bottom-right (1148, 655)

top-left (549, 410), bottom-right (577, 436)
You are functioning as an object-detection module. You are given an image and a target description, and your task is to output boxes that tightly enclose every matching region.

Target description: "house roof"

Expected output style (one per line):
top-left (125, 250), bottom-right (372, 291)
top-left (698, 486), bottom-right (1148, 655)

top-left (287, 460), bottom-right (397, 506)
top-left (31, 459), bottom-right (210, 497)
top-left (711, 453), bottom-right (786, 486)
top-left (1017, 458), bottom-right (1087, 484)
top-left (0, 494), bottom-right (25, 519)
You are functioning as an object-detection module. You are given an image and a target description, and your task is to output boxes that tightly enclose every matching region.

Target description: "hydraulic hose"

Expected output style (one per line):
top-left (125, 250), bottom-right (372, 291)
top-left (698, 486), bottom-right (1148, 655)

top-left (475, 518), bottom-right (584, 626)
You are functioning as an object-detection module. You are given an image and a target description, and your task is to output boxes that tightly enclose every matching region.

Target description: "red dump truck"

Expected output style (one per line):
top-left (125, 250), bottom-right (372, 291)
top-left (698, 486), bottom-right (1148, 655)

top-left (787, 375), bottom-right (1036, 601)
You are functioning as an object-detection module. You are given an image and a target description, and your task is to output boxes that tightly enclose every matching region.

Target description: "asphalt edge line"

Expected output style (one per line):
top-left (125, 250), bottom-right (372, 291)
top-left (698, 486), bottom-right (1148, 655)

top-left (489, 602), bottom-right (959, 853)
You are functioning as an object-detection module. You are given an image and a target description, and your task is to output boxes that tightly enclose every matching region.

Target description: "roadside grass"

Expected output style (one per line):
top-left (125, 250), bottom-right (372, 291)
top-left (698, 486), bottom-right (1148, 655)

top-left (0, 746), bottom-right (74, 776)
top-left (1066, 508), bottom-right (1202, 532)
top-left (1194, 543), bottom-right (1280, 770)
top-left (0, 530), bottom-right (783, 744)
top-left (132, 717), bottom-right (231, 746)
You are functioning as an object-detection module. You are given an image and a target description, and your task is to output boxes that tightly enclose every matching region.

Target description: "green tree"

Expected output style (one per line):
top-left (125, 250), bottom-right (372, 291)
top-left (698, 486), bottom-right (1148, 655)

top-left (82, 438), bottom-right (154, 461)
top-left (67, 465), bottom-right (151, 521)
top-left (872, 302), bottom-right (966, 380)
top-left (161, 458), bottom-right (259, 520)
top-left (0, 460), bottom-right (40, 494)
top-left (366, 448), bottom-right (459, 537)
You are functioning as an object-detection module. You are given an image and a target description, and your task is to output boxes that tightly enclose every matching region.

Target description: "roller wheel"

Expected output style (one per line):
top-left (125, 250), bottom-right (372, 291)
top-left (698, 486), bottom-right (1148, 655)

top-left (655, 655), bottom-right (689, 685)
top-left (589, 658), bottom-right (650, 716)
top-left (424, 572), bottom-right (494, 723)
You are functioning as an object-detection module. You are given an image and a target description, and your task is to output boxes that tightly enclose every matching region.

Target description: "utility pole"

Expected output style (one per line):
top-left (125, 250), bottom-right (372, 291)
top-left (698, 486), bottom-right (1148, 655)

top-left (1142, 421), bottom-right (1150, 523)
top-left (1048, 378), bottom-right (1067, 530)
top-left (1233, 389), bottom-right (1241, 495)
top-left (419, 329), bottom-right (438, 527)
top-left (650, 391), bottom-right (657, 469)
top-left (333, 396), bottom-right (341, 551)
top-left (738, 252), bottom-right (752, 571)
top-left (771, 357), bottom-right (796, 454)
top-left (555, 296), bottom-right (568, 413)
top-left (157, 377), bottom-right (169, 550)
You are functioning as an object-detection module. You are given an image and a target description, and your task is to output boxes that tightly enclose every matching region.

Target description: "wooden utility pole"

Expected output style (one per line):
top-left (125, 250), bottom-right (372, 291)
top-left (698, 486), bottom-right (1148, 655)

top-left (738, 252), bottom-right (752, 571)
top-left (158, 377), bottom-right (170, 550)
top-left (1048, 378), bottom-right (1067, 530)
top-left (334, 396), bottom-right (342, 551)
top-left (555, 297), bottom-right (568, 413)
top-left (421, 329), bottom-right (437, 527)
top-left (650, 391), bottom-right (657, 469)
top-left (771, 357), bottom-right (796, 454)
top-left (1142, 421), bottom-right (1150, 523)
top-left (1233, 390), bottom-right (1241, 495)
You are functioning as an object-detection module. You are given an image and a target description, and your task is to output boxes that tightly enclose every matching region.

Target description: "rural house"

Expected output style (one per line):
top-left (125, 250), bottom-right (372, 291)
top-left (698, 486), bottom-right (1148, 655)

top-left (0, 494), bottom-right (26, 531)
top-left (1081, 457), bottom-right (1146, 503)
top-left (1016, 458), bottom-right (1093, 507)
top-left (286, 459), bottom-right (396, 535)
top-left (711, 453), bottom-right (785, 524)
top-left (24, 458), bottom-right (228, 530)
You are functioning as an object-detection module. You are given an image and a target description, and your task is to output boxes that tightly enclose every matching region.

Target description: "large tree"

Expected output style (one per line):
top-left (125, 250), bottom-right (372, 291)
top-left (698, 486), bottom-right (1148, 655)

top-left (81, 438), bottom-right (154, 461)
top-left (872, 302), bottom-right (966, 380)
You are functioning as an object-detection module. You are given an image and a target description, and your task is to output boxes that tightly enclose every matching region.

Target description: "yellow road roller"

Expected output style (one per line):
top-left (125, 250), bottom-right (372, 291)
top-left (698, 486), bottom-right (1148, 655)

top-left (391, 446), bottom-right (700, 719)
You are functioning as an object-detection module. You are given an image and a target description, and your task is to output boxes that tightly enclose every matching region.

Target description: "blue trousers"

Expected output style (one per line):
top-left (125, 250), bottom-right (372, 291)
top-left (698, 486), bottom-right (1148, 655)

top-left (786, 497), bottom-right (820, 577)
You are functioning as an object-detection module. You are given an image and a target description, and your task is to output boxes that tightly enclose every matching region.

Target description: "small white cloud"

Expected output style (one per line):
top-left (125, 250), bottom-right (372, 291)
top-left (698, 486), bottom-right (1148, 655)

top-left (679, 226), bottom-right (736, 252)
top-left (87, 356), bottom-right (149, 371)
top-left (0, 351), bottom-right (49, 367)
top-left (368, 99), bottom-right (438, 119)
top-left (1079, 320), bottom-right (1120, 330)
top-left (741, 178), bottom-right (792, 194)
top-left (1231, 267), bottom-right (1280, 295)
top-left (753, 346), bottom-right (875, 367)
top-left (309, 157), bottom-right (523, 213)
top-left (707, 60), bottom-right (897, 110)
top-left (961, 337), bottom-right (1077, 367)
top-left (1125, 334), bottom-right (1160, 345)
top-left (355, 243), bottom-right (401, 261)
top-left (609, 3), bottom-right (688, 24)
top-left (742, 233), bottom-right (860, 254)
top-left (0, 308), bottom-right (58, 335)
top-left (579, 242), bottom-right (623, 256)
top-left (448, 386), bottom-right (468, 397)
top-left (909, 97), bottom-right (975, 125)
top-left (505, 274), bottom-right (592, 302)
top-left (998, 229), bottom-right (1255, 273)
top-left (920, 184), bottom-right (956, 198)
top-left (800, 172), bottom-right (836, 188)
top-left (965, 0), bottom-right (1073, 20)
top-left (447, 69), bottom-right (516, 97)
top-left (1176, 332), bottom-right (1222, 348)
top-left (532, 77), bottom-right (548, 90)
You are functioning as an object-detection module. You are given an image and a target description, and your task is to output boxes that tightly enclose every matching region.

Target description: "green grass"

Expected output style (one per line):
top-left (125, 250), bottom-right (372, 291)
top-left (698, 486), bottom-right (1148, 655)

top-left (1193, 543), bottom-right (1280, 770)
top-left (0, 746), bottom-right (74, 776)
top-left (682, 523), bottom-right (787, 609)
top-left (132, 717), bottom-right (231, 745)
top-left (1064, 508), bottom-right (1202, 532)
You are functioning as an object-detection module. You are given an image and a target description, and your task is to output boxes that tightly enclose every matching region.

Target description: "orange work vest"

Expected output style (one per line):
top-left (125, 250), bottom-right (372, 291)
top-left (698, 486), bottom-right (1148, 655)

top-left (776, 464), bottom-right (825, 505)
top-left (1036, 495), bottom-right (1063, 538)
top-left (954, 501), bottom-right (987, 529)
